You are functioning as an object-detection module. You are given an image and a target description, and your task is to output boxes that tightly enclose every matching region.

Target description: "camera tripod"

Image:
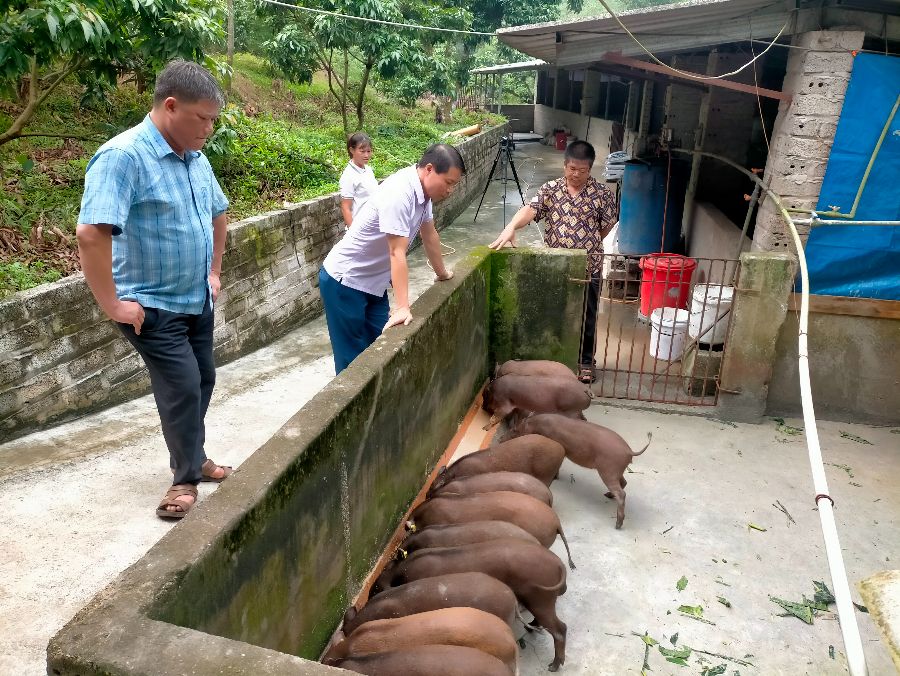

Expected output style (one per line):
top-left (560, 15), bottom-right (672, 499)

top-left (473, 135), bottom-right (525, 223)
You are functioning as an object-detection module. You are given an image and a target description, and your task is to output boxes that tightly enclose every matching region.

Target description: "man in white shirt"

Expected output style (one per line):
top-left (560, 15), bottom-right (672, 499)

top-left (319, 143), bottom-right (464, 374)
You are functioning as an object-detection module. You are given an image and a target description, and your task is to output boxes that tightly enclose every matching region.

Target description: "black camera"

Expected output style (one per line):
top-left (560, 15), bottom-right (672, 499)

top-left (499, 135), bottom-right (515, 151)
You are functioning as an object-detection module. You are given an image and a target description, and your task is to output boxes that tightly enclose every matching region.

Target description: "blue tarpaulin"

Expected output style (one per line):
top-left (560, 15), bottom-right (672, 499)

top-left (804, 52), bottom-right (900, 300)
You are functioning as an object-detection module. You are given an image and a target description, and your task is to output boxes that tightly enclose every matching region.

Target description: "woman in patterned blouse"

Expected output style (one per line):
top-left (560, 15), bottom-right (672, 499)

top-left (489, 140), bottom-right (617, 383)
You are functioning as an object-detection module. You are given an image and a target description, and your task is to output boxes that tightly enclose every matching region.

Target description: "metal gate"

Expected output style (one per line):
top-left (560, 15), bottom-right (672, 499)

top-left (583, 253), bottom-right (741, 406)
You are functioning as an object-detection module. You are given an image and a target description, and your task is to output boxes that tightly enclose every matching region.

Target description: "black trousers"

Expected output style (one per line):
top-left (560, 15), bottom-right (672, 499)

top-left (118, 295), bottom-right (215, 486)
top-left (580, 275), bottom-right (601, 368)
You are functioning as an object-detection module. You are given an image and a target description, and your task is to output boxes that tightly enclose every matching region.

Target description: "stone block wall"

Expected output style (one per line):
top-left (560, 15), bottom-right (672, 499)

top-left (0, 124), bottom-right (509, 442)
top-left (752, 30), bottom-right (865, 251)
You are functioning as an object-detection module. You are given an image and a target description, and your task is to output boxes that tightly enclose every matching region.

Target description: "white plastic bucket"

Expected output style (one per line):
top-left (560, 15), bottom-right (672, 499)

top-left (688, 284), bottom-right (734, 345)
top-left (649, 307), bottom-right (689, 361)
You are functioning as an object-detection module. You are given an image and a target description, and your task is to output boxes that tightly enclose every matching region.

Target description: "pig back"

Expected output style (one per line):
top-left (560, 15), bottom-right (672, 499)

top-left (331, 644), bottom-right (513, 676)
top-left (488, 374), bottom-right (591, 414)
top-left (325, 607), bottom-right (517, 671)
top-left (434, 434), bottom-right (565, 487)
top-left (496, 359), bottom-right (576, 380)
top-left (411, 491), bottom-right (561, 548)
top-left (343, 572), bottom-right (517, 635)
top-left (402, 520), bottom-right (541, 553)
top-left (431, 471), bottom-right (553, 505)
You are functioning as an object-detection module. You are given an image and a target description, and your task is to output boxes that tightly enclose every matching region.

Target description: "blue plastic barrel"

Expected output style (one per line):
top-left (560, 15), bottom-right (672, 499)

top-left (618, 160), bottom-right (687, 255)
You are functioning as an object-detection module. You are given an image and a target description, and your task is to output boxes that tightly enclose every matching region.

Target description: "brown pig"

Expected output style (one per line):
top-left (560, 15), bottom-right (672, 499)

top-left (482, 374), bottom-right (591, 429)
top-left (400, 520), bottom-right (541, 555)
top-left (371, 538), bottom-right (568, 672)
top-left (410, 491), bottom-right (575, 569)
top-left (430, 434), bottom-right (566, 489)
top-left (342, 572), bottom-right (517, 635)
top-left (505, 413), bottom-right (652, 529)
top-left (328, 645), bottom-right (513, 676)
top-left (428, 470), bottom-right (554, 506)
top-left (494, 359), bottom-right (576, 380)
top-left (322, 607), bottom-right (517, 673)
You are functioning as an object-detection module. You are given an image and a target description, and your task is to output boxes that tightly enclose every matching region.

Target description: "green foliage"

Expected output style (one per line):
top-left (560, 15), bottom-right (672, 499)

top-left (0, 0), bottom-right (226, 144)
top-left (0, 261), bottom-right (62, 298)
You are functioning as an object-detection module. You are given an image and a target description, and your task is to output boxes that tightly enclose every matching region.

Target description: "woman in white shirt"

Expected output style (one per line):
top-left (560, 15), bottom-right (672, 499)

top-left (339, 132), bottom-right (379, 228)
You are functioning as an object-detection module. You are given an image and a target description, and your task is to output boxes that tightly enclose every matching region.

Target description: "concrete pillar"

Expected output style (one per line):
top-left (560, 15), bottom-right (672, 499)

top-left (752, 29), bottom-right (865, 252)
top-left (716, 251), bottom-right (796, 423)
top-left (636, 80), bottom-right (654, 155)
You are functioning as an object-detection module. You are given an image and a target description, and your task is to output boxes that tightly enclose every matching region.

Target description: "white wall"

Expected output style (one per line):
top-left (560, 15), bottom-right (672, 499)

top-left (688, 201), bottom-right (749, 284)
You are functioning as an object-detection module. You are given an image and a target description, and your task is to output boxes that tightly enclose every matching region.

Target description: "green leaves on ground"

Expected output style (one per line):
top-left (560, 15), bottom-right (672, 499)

top-left (659, 644), bottom-right (692, 666)
top-left (676, 575), bottom-right (688, 591)
top-left (770, 580), bottom-right (836, 624)
top-left (701, 665), bottom-right (727, 676)
top-left (773, 417), bottom-right (803, 435)
top-left (717, 595), bottom-right (732, 608)
top-left (839, 431), bottom-right (872, 444)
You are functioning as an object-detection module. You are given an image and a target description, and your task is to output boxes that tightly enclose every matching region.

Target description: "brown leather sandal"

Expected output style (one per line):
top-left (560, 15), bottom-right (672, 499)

top-left (200, 458), bottom-right (233, 483)
top-left (156, 484), bottom-right (198, 519)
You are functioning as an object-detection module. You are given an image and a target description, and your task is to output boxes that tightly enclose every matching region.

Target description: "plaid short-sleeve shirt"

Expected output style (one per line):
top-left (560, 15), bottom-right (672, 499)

top-left (78, 115), bottom-right (229, 314)
top-left (531, 176), bottom-right (616, 277)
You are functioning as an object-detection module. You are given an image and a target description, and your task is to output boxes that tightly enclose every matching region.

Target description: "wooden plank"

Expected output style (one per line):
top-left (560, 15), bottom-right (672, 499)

top-left (600, 51), bottom-right (792, 102)
top-left (788, 293), bottom-right (900, 319)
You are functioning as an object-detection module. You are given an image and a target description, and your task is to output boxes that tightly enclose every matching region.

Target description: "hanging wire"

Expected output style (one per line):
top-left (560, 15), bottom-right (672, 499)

top-left (258, 0), bottom-right (497, 36)
top-left (593, 0), bottom-right (793, 81)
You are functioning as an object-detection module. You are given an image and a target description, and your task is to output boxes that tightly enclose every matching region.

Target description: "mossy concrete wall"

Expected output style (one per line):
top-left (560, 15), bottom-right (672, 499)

top-left (47, 249), bottom-right (584, 675)
top-left (766, 311), bottom-right (900, 425)
top-left (0, 124), bottom-right (508, 443)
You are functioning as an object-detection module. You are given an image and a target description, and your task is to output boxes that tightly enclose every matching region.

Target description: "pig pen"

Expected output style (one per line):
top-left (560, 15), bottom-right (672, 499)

top-left (47, 247), bottom-right (898, 675)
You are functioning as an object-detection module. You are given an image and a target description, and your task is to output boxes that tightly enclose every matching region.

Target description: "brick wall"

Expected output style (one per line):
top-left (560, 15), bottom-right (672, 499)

top-left (752, 30), bottom-right (865, 251)
top-left (0, 124), bottom-right (508, 442)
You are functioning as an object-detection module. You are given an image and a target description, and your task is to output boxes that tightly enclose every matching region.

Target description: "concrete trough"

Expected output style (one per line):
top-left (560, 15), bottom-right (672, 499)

top-left (47, 247), bottom-right (586, 675)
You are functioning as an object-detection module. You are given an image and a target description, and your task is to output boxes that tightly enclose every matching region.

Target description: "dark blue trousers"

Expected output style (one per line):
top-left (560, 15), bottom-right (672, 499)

top-left (117, 295), bottom-right (215, 486)
top-left (319, 267), bottom-right (390, 374)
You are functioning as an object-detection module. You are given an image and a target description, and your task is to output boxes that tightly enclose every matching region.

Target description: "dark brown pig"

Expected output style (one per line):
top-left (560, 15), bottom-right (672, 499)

top-left (342, 572), bottom-right (517, 635)
top-left (410, 491), bottom-right (575, 569)
top-left (482, 374), bottom-right (591, 429)
top-left (430, 434), bottom-right (566, 489)
top-left (428, 470), bottom-right (553, 506)
top-left (329, 645), bottom-right (513, 676)
top-left (371, 538), bottom-right (568, 672)
top-left (400, 520), bottom-right (540, 555)
top-left (322, 607), bottom-right (517, 673)
top-left (494, 359), bottom-right (576, 380)
top-left (505, 413), bottom-right (652, 529)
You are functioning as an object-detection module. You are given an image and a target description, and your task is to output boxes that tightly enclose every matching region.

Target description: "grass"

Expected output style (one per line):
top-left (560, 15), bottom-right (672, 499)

top-left (0, 52), bottom-right (504, 297)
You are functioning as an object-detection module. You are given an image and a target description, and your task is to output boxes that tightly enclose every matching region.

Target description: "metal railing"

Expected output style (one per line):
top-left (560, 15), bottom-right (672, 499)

top-left (584, 253), bottom-right (741, 406)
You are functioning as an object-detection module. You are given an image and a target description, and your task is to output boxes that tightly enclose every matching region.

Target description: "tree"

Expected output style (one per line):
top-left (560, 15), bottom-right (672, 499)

top-left (263, 0), bottom-right (408, 131)
top-left (0, 0), bottom-right (226, 147)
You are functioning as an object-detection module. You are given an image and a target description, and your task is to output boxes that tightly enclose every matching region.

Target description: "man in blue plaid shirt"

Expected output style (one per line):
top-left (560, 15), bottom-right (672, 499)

top-left (77, 60), bottom-right (232, 519)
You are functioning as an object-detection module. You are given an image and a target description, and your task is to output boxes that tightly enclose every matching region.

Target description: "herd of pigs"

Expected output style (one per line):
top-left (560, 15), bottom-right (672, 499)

top-left (323, 359), bottom-right (653, 675)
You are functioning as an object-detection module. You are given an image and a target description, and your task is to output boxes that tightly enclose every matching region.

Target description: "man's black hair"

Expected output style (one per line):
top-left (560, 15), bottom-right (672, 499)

top-left (153, 59), bottom-right (224, 107)
top-left (418, 144), bottom-right (466, 174)
top-left (564, 140), bottom-right (596, 166)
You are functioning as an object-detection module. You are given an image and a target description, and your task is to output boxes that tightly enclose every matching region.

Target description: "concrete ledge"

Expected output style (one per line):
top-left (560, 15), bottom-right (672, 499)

top-left (858, 570), bottom-right (900, 673)
top-left (47, 248), bottom-right (584, 675)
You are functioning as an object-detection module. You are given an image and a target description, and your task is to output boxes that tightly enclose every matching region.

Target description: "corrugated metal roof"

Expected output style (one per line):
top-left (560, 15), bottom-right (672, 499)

top-left (497, 0), bottom-right (792, 68)
top-left (470, 60), bottom-right (548, 74)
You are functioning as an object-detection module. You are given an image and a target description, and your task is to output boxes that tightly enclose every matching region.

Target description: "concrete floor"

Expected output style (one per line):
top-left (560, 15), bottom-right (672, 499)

top-left (1, 141), bottom-right (897, 675)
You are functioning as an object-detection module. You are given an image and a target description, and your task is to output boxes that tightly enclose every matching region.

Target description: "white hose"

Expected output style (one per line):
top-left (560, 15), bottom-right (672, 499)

top-left (669, 148), bottom-right (869, 675)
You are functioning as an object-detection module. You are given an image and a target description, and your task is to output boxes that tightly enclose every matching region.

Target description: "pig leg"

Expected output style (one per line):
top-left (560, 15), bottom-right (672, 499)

top-left (603, 478), bottom-right (626, 499)
top-left (598, 469), bottom-right (626, 528)
top-left (522, 592), bottom-right (566, 672)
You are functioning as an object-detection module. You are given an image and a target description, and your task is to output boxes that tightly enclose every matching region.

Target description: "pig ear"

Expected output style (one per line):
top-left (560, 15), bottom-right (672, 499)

top-left (493, 362), bottom-right (500, 379)
top-left (343, 606), bottom-right (357, 625)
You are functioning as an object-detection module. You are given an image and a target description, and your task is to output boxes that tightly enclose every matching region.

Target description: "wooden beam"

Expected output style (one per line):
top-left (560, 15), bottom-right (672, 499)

top-left (600, 51), bottom-right (792, 102)
top-left (788, 293), bottom-right (900, 320)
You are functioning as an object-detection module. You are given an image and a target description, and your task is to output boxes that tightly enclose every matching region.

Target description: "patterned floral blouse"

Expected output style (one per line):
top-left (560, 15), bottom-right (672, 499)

top-left (530, 176), bottom-right (617, 277)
